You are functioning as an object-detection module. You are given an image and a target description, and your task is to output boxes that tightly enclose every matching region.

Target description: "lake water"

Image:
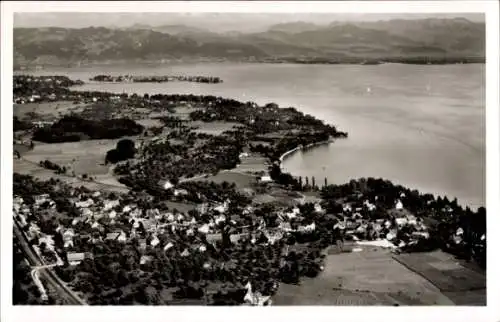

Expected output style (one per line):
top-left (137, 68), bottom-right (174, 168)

top-left (24, 63), bottom-right (485, 208)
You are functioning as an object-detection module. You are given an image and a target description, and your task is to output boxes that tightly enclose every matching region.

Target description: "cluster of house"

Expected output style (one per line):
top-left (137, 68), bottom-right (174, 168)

top-left (13, 195), bottom-right (65, 266)
top-left (13, 187), bottom-right (289, 272)
top-left (334, 196), bottom-right (431, 249)
top-left (14, 183), bottom-right (438, 273)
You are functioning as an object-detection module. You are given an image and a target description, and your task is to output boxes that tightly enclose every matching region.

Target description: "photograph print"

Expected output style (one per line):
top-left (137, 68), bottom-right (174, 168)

top-left (5, 2), bottom-right (493, 309)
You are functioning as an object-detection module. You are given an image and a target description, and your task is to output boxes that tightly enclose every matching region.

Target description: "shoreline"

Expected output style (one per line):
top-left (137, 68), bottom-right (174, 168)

top-left (277, 136), bottom-right (484, 210)
top-left (279, 138), bottom-right (334, 165)
top-left (14, 59), bottom-right (486, 72)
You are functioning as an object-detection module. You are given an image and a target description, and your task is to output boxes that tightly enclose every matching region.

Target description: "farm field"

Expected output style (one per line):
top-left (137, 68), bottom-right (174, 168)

top-left (273, 247), bottom-right (455, 306)
top-left (14, 101), bottom-right (87, 119)
top-left (235, 156), bottom-right (269, 173)
top-left (15, 139), bottom-right (132, 193)
top-left (24, 140), bottom-right (120, 175)
top-left (196, 170), bottom-right (257, 190)
top-left (393, 251), bottom-right (486, 305)
top-left (191, 121), bottom-right (241, 135)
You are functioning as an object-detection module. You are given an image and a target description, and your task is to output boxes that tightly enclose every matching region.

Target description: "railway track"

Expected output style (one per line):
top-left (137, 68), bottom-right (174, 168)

top-left (13, 221), bottom-right (86, 305)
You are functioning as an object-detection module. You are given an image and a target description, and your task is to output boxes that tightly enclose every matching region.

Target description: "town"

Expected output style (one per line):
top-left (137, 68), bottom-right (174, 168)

top-left (12, 75), bottom-right (486, 306)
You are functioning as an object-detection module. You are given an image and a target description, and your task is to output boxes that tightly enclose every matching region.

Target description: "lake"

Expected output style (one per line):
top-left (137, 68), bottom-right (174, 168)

top-left (22, 62), bottom-right (486, 208)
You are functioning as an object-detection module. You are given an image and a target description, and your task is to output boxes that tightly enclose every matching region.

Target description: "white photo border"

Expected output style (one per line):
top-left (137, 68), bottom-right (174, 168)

top-left (1, 1), bottom-right (498, 322)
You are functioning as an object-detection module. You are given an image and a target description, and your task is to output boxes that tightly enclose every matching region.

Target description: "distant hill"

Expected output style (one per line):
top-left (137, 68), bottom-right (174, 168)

top-left (14, 27), bottom-right (267, 66)
top-left (349, 18), bottom-right (485, 56)
top-left (268, 22), bottom-right (322, 33)
top-left (14, 18), bottom-right (485, 68)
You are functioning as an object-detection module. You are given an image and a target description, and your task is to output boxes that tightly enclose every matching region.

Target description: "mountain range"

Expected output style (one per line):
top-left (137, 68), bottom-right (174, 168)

top-left (14, 18), bottom-right (485, 68)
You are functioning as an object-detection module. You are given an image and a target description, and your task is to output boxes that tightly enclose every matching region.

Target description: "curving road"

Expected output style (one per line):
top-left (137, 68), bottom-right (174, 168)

top-left (13, 221), bottom-right (86, 305)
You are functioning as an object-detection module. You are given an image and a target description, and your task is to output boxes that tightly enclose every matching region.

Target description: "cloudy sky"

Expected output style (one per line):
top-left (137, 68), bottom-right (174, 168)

top-left (14, 12), bottom-right (484, 32)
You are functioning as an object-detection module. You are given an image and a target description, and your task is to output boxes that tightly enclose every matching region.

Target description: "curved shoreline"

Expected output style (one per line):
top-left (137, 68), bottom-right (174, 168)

top-left (279, 137), bottom-right (483, 210)
top-left (278, 138), bottom-right (334, 165)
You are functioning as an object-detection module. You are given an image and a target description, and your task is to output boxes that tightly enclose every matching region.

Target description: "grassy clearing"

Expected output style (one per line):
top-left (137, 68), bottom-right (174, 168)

top-left (172, 106), bottom-right (203, 121)
top-left (17, 139), bottom-right (132, 193)
top-left (14, 101), bottom-right (87, 119)
top-left (24, 140), bottom-right (119, 175)
top-left (235, 156), bottom-right (269, 173)
top-left (196, 171), bottom-right (257, 190)
top-left (135, 118), bottom-right (164, 128)
top-left (273, 248), bottom-right (454, 306)
top-left (164, 201), bottom-right (197, 213)
top-left (191, 121), bottom-right (241, 135)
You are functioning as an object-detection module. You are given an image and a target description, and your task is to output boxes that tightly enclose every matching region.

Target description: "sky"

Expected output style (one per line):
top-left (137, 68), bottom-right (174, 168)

top-left (14, 13), bottom-right (485, 33)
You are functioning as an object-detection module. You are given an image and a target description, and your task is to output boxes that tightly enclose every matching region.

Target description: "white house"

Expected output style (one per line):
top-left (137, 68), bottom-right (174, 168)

top-left (163, 180), bottom-right (174, 190)
top-left (103, 199), bottom-right (120, 211)
top-left (395, 217), bottom-right (408, 226)
top-left (198, 224), bottom-right (210, 234)
top-left (395, 199), bottom-right (404, 210)
top-left (298, 222), bottom-right (316, 233)
top-left (39, 235), bottom-right (55, 251)
top-left (75, 199), bottom-right (94, 209)
top-left (150, 235), bottom-right (160, 247)
top-left (314, 203), bottom-right (324, 214)
top-left (140, 255), bottom-right (153, 265)
top-left (34, 194), bottom-right (50, 206)
top-left (117, 231), bottom-right (127, 243)
top-left (174, 189), bottom-right (188, 197)
top-left (259, 176), bottom-right (273, 183)
top-left (215, 214), bottom-right (226, 225)
top-left (214, 201), bottom-right (229, 214)
top-left (108, 210), bottom-right (117, 219)
top-left (386, 230), bottom-right (397, 241)
top-left (164, 242), bottom-right (174, 251)
top-left (67, 252), bottom-right (85, 266)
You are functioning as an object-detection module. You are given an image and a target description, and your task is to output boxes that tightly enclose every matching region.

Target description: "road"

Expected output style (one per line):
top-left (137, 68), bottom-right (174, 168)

top-left (13, 221), bottom-right (87, 305)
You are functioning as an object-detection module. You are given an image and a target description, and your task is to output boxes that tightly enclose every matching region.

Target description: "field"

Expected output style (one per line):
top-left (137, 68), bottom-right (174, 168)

top-left (15, 139), bottom-right (131, 193)
top-left (253, 187), bottom-right (303, 207)
top-left (171, 106), bottom-right (203, 121)
top-left (14, 101), bottom-right (87, 119)
top-left (235, 156), bottom-right (269, 173)
top-left (135, 118), bottom-right (163, 128)
top-left (191, 121), bottom-right (241, 135)
top-left (273, 247), bottom-right (455, 306)
top-left (393, 251), bottom-right (486, 305)
top-left (196, 170), bottom-right (257, 190)
top-left (23, 140), bottom-right (118, 175)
